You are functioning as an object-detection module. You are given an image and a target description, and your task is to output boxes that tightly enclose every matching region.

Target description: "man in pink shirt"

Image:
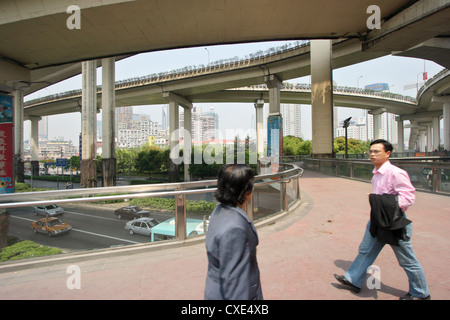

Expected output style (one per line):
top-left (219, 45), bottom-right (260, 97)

top-left (334, 139), bottom-right (430, 300)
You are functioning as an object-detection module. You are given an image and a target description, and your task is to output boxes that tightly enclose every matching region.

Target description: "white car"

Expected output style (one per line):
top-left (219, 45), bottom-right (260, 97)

top-left (33, 204), bottom-right (64, 217)
top-left (125, 217), bottom-right (160, 236)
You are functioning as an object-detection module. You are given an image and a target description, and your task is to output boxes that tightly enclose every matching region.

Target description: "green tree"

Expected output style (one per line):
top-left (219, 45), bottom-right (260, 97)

top-left (334, 137), bottom-right (369, 154)
top-left (135, 144), bottom-right (163, 175)
top-left (283, 136), bottom-right (312, 155)
top-left (116, 147), bottom-right (139, 175)
top-left (69, 156), bottom-right (80, 170)
top-left (189, 145), bottom-right (222, 179)
top-left (298, 140), bottom-right (312, 155)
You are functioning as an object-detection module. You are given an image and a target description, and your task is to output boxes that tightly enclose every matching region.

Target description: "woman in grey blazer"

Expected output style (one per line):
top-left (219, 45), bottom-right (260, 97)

top-left (204, 164), bottom-right (263, 300)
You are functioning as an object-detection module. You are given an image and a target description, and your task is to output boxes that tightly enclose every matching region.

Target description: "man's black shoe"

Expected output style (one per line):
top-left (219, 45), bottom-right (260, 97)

top-left (334, 274), bottom-right (361, 293)
top-left (399, 293), bottom-right (431, 300)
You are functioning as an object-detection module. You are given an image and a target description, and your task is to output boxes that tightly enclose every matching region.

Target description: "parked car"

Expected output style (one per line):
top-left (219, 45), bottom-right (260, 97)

top-left (125, 217), bottom-right (160, 236)
top-left (33, 204), bottom-right (64, 217)
top-left (114, 206), bottom-right (151, 220)
top-left (31, 217), bottom-right (72, 237)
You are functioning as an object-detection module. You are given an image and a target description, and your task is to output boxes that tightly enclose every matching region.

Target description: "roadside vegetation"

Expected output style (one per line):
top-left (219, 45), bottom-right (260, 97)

top-left (0, 237), bottom-right (62, 262)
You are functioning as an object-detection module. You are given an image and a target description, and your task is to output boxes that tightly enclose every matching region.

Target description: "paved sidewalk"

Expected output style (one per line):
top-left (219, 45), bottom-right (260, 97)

top-left (1, 170), bottom-right (449, 300)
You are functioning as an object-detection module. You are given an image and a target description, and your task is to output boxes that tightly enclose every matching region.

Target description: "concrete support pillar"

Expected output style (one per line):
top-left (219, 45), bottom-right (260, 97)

top-left (374, 114), bottom-right (382, 140)
top-left (168, 100), bottom-right (179, 182)
top-left (81, 60), bottom-right (97, 188)
top-left (101, 58), bottom-right (116, 187)
top-left (265, 75), bottom-right (283, 162)
top-left (183, 106), bottom-right (192, 182)
top-left (310, 40), bottom-right (334, 157)
top-left (432, 95), bottom-right (450, 151)
top-left (13, 89), bottom-right (24, 183)
top-left (29, 116), bottom-right (41, 176)
top-left (426, 123), bottom-right (432, 152)
top-left (396, 117), bottom-right (404, 152)
top-left (265, 75), bottom-right (282, 115)
top-left (432, 116), bottom-right (440, 151)
top-left (419, 130), bottom-right (426, 152)
top-left (444, 102), bottom-right (450, 151)
top-left (370, 108), bottom-right (385, 140)
top-left (254, 99), bottom-right (265, 158)
top-left (164, 92), bottom-right (192, 182)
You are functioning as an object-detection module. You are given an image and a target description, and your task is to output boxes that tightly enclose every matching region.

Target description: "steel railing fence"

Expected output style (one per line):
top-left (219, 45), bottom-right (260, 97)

top-left (0, 163), bottom-right (303, 243)
top-left (299, 157), bottom-right (450, 195)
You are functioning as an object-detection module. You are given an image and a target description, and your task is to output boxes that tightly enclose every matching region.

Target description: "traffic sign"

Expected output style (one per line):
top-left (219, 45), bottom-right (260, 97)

top-left (56, 158), bottom-right (68, 167)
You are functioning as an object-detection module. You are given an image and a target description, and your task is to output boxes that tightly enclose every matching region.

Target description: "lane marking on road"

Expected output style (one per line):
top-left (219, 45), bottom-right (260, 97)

top-left (10, 215), bottom-right (140, 244)
top-left (70, 228), bottom-right (140, 244)
top-left (64, 210), bottom-right (118, 221)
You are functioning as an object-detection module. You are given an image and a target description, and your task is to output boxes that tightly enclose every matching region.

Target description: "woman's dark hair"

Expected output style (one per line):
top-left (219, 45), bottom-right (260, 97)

top-left (214, 164), bottom-right (255, 206)
top-left (370, 139), bottom-right (393, 153)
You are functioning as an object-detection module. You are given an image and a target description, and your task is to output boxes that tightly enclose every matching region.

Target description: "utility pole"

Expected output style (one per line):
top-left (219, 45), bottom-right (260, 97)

top-left (343, 117), bottom-right (352, 159)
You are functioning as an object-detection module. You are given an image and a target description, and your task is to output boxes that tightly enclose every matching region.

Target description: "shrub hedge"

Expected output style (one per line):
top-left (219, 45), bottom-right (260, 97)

top-left (129, 197), bottom-right (217, 214)
top-left (0, 240), bottom-right (62, 262)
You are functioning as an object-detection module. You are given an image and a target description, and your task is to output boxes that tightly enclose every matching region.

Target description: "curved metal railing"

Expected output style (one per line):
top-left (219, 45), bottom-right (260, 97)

top-left (232, 83), bottom-right (417, 104)
top-left (417, 68), bottom-right (450, 101)
top-left (0, 164), bottom-right (303, 246)
top-left (300, 157), bottom-right (450, 195)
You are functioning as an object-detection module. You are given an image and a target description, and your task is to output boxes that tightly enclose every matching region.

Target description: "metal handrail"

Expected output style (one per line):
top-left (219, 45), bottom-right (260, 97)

top-left (302, 157), bottom-right (450, 194)
top-left (0, 165), bottom-right (303, 207)
top-left (0, 164), bottom-right (304, 242)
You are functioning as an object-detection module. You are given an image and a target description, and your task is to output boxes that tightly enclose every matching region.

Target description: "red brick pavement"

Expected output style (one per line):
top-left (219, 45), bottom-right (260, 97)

top-left (0, 170), bottom-right (448, 300)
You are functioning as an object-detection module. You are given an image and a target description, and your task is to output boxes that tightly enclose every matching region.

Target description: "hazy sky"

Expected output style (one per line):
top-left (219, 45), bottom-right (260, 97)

top-left (24, 40), bottom-right (445, 144)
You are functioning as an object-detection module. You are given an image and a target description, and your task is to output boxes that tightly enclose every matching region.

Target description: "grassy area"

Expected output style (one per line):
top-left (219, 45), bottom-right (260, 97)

top-left (14, 182), bottom-right (51, 192)
top-left (24, 174), bottom-right (80, 183)
top-left (0, 238), bottom-right (62, 262)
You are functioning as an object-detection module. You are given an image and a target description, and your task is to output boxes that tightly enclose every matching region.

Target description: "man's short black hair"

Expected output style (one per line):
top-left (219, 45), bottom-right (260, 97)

top-left (214, 164), bottom-right (255, 206)
top-left (370, 139), bottom-right (393, 153)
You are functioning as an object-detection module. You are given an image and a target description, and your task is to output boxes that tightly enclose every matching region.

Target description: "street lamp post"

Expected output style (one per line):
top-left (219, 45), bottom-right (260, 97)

top-left (205, 48), bottom-right (210, 66)
top-left (343, 117), bottom-right (352, 159)
top-left (357, 76), bottom-right (363, 88)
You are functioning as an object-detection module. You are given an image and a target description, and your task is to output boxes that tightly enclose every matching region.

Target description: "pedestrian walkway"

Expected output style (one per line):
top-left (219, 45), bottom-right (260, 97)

top-left (1, 170), bottom-right (449, 300)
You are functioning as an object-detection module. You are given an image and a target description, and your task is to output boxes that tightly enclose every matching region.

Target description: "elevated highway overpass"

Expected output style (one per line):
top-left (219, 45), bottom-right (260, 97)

top-left (22, 47), bottom-right (450, 153)
top-left (1, 0), bottom-right (450, 187)
top-left (20, 38), bottom-right (448, 120)
top-left (1, 0), bottom-right (449, 95)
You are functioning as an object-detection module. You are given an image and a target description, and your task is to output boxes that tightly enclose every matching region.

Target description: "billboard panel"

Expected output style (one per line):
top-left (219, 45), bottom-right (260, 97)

top-left (0, 94), bottom-right (14, 193)
top-left (365, 83), bottom-right (389, 91)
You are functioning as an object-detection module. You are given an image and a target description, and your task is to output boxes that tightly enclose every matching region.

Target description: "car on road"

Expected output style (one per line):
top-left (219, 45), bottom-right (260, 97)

top-left (114, 206), bottom-right (151, 220)
top-left (31, 217), bottom-right (72, 236)
top-left (33, 204), bottom-right (64, 217)
top-left (124, 217), bottom-right (160, 236)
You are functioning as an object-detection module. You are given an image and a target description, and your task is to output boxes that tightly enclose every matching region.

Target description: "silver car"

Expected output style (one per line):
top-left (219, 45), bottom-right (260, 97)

top-left (33, 204), bottom-right (64, 217)
top-left (125, 217), bottom-right (160, 236)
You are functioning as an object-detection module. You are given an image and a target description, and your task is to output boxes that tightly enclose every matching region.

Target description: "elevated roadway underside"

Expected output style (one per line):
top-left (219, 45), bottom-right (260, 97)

top-left (1, 0), bottom-right (449, 95)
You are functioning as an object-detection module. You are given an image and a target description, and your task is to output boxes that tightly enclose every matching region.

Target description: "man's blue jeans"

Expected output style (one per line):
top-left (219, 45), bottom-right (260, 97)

top-left (344, 220), bottom-right (430, 298)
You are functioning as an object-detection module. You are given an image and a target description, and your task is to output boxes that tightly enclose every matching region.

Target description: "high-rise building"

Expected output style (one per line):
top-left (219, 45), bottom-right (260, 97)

top-left (115, 106), bottom-right (133, 137)
top-left (117, 113), bottom-right (158, 148)
top-left (281, 104), bottom-right (302, 138)
top-left (38, 116), bottom-right (48, 139)
top-left (180, 106), bottom-right (219, 143)
top-left (335, 110), bottom-right (397, 146)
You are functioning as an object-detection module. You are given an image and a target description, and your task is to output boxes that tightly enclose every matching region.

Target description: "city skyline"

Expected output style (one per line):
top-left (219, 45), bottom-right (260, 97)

top-left (23, 40), bottom-right (445, 147)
